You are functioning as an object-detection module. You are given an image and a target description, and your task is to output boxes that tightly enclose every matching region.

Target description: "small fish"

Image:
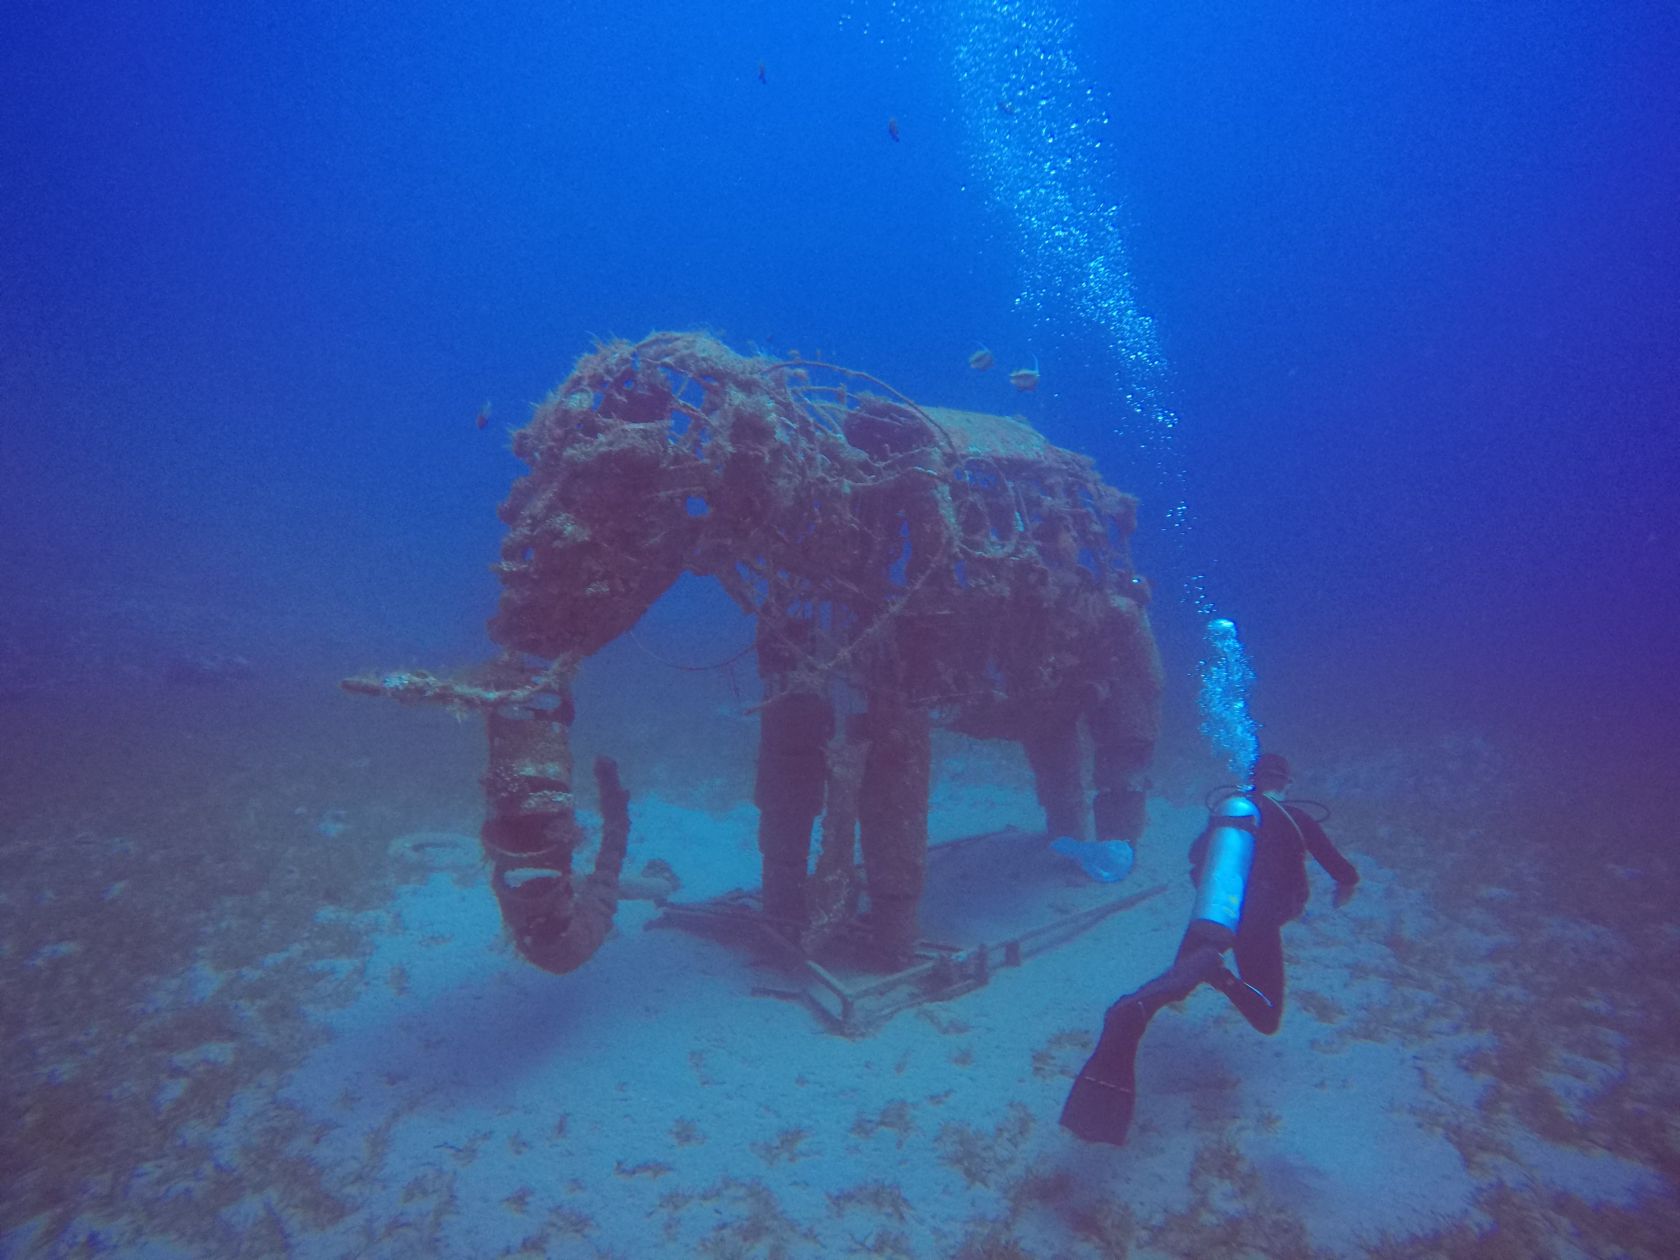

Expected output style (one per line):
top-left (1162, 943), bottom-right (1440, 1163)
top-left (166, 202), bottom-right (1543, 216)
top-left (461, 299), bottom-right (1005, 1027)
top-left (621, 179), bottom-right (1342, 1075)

top-left (996, 98), bottom-right (1015, 115)
top-left (887, 116), bottom-right (900, 142)
top-left (475, 400), bottom-right (492, 430)
top-left (757, 60), bottom-right (767, 84)
top-left (1008, 357), bottom-right (1040, 392)
top-left (968, 347), bottom-right (994, 372)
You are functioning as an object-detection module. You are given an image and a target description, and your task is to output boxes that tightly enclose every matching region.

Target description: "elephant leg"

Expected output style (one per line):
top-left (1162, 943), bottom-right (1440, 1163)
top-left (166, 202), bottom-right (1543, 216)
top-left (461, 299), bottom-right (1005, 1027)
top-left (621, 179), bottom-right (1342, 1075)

top-left (800, 730), bottom-right (870, 953)
top-left (1021, 703), bottom-right (1088, 841)
top-left (758, 810), bottom-right (815, 927)
top-left (1089, 683), bottom-right (1159, 843)
top-left (754, 691), bottom-right (835, 928)
top-left (858, 698), bottom-right (931, 970)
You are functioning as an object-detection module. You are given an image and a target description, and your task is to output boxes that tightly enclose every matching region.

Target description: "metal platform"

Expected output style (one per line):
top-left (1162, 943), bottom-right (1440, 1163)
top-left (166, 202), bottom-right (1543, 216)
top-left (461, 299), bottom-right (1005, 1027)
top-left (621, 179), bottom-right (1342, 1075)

top-left (651, 826), bottom-right (1165, 1036)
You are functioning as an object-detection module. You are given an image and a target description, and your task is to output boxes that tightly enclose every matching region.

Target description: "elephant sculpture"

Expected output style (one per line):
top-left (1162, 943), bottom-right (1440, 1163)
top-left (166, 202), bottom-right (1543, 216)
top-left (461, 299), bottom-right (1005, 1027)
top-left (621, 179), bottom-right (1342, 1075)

top-left (347, 331), bottom-right (1161, 974)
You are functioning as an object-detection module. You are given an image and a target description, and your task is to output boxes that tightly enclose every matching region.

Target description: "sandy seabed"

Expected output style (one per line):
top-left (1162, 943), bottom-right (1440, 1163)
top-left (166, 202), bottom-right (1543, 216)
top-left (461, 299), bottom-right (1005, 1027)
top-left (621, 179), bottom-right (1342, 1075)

top-left (2, 677), bottom-right (1676, 1259)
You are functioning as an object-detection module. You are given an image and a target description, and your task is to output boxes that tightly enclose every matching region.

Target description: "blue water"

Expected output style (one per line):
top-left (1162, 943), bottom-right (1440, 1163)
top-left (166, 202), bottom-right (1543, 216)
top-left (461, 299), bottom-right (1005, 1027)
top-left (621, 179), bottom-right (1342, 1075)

top-left (3, 1), bottom-right (1677, 1254)
top-left (7, 0), bottom-right (1674, 732)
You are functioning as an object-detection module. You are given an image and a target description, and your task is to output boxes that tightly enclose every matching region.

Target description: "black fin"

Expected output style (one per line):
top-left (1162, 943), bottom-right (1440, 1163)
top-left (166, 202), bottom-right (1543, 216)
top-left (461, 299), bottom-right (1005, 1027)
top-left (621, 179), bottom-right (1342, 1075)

top-left (1059, 1001), bottom-right (1148, 1145)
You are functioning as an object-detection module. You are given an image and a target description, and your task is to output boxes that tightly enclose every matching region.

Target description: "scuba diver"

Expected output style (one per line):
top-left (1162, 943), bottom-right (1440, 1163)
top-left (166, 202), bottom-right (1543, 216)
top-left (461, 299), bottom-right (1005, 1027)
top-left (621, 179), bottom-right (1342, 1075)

top-left (1060, 752), bottom-right (1360, 1145)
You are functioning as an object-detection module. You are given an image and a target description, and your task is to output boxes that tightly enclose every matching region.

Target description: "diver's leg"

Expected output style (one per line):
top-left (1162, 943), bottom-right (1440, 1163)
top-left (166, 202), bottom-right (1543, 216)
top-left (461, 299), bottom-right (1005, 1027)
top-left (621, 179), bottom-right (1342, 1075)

top-left (1061, 929), bottom-right (1227, 1145)
top-left (1214, 920), bottom-right (1284, 1034)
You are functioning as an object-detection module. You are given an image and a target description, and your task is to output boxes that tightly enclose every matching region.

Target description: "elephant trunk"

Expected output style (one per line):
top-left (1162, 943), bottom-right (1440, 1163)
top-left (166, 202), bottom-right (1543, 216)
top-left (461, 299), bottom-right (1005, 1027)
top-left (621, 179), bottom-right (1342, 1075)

top-left (481, 696), bottom-right (628, 975)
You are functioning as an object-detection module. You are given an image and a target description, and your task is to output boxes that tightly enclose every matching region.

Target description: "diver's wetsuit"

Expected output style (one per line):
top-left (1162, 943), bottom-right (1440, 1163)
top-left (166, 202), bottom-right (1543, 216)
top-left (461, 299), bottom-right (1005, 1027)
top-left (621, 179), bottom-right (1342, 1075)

top-left (1188, 794), bottom-right (1359, 1032)
top-left (1060, 792), bottom-right (1359, 1145)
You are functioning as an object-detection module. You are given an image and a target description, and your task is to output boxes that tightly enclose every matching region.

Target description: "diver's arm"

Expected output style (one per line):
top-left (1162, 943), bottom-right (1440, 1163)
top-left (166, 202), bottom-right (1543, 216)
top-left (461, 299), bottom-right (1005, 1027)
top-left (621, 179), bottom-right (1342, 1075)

top-left (1295, 809), bottom-right (1358, 887)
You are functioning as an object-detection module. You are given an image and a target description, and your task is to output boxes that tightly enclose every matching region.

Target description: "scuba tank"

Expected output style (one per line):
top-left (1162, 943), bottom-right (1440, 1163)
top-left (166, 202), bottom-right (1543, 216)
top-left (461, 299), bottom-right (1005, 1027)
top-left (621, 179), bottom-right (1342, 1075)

top-left (1189, 798), bottom-right (1258, 933)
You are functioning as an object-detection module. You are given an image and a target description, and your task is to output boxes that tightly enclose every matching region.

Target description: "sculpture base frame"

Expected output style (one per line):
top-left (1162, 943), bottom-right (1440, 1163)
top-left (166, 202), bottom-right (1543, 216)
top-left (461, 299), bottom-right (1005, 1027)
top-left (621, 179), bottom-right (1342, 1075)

top-left (652, 827), bottom-right (1166, 1036)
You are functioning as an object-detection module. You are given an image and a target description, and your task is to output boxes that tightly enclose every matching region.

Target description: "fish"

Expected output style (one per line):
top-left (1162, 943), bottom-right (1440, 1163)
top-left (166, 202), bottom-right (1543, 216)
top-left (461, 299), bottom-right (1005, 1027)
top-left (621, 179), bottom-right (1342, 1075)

top-left (475, 400), bottom-right (492, 430)
top-left (969, 347), bottom-right (994, 371)
top-left (757, 60), bottom-right (767, 84)
top-left (1008, 357), bottom-right (1040, 392)
top-left (887, 116), bottom-right (901, 142)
